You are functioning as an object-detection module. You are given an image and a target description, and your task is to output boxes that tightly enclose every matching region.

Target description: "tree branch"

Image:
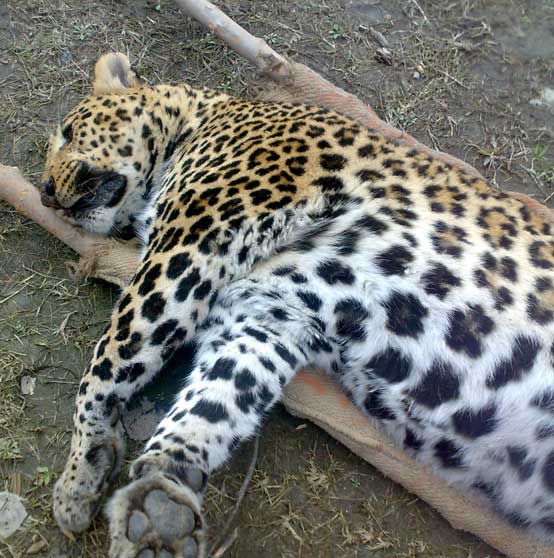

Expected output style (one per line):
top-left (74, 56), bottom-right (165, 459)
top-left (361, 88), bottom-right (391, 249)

top-left (0, 164), bottom-right (138, 288)
top-left (175, 0), bottom-right (292, 81)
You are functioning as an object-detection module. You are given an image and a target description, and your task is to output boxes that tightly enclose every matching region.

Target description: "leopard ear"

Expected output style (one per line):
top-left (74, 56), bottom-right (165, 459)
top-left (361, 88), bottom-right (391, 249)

top-left (93, 52), bottom-right (142, 95)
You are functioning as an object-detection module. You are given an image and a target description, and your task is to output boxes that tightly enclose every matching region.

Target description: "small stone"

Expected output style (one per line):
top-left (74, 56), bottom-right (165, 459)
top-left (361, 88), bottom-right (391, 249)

top-left (20, 376), bottom-right (36, 396)
top-left (26, 540), bottom-right (47, 555)
top-left (183, 537), bottom-right (198, 558)
top-left (137, 550), bottom-right (154, 558)
top-left (159, 550), bottom-right (173, 558)
top-left (531, 87), bottom-right (554, 109)
top-left (545, 88), bottom-right (554, 106)
top-left (59, 49), bottom-right (71, 66)
top-left (122, 397), bottom-right (163, 442)
top-left (0, 492), bottom-right (27, 538)
top-left (127, 510), bottom-right (149, 542)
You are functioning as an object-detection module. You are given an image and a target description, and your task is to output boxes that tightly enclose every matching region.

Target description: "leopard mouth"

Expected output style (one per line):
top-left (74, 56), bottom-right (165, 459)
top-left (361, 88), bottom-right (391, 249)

top-left (69, 171), bottom-right (128, 217)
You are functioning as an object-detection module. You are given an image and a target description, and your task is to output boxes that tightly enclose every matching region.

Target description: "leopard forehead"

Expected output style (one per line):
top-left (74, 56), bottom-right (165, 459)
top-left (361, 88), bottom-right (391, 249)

top-left (43, 82), bottom-right (209, 206)
top-left (43, 91), bottom-right (149, 202)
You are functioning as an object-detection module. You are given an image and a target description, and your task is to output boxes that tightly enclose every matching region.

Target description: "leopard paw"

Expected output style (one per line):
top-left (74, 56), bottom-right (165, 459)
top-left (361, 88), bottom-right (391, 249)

top-left (53, 435), bottom-right (124, 534)
top-left (106, 471), bottom-right (207, 558)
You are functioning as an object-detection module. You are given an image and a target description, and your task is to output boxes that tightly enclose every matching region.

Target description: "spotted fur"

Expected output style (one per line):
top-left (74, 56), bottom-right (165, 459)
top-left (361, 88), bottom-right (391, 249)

top-left (44, 53), bottom-right (554, 554)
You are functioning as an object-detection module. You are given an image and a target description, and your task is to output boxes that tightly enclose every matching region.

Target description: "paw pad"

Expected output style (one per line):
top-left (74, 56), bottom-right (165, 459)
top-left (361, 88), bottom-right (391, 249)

top-left (108, 470), bottom-right (206, 558)
top-left (182, 468), bottom-right (205, 493)
top-left (128, 511), bottom-right (149, 542)
top-left (182, 537), bottom-right (198, 558)
top-left (142, 489), bottom-right (195, 545)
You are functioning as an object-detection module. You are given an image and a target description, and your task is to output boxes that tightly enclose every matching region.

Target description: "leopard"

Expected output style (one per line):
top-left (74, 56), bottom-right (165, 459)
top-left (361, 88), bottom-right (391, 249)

top-left (41, 52), bottom-right (554, 557)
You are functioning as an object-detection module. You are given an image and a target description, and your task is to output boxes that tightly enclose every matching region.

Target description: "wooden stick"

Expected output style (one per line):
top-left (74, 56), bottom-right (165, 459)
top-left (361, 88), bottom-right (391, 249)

top-left (0, 165), bottom-right (101, 255)
top-left (0, 164), bottom-right (139, 288)
top-left (175, 0), bottom-right (292, 81)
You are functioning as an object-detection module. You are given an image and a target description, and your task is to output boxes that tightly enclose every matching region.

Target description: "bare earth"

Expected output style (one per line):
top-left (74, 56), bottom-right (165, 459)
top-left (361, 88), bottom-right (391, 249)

top-left (1, 1), bottom-right (553, 557)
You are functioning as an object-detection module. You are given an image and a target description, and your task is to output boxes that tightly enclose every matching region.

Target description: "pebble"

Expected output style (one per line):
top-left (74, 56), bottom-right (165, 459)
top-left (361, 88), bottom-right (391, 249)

top-left (0, 492), bottom-right (27, 538)
top-left (20, 376), bottom-right (36, 396)
top-left (59, 49), bottom-right (71, 66)
top-left (530, 87), bottom-right (554, 109)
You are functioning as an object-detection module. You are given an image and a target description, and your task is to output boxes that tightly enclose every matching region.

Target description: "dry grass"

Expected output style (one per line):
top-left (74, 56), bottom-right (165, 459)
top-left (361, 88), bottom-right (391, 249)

top-left (1, 0), bottom-right (553, 556)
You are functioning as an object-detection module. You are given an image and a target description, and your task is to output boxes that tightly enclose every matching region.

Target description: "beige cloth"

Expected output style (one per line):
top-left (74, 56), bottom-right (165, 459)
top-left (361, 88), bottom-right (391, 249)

top-left (283, 371), bottom-right (554, 558)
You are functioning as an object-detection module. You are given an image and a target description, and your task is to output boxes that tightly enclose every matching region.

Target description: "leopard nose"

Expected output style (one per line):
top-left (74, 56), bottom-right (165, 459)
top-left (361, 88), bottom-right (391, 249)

top-left (40, 178), bottom-right (61, 209)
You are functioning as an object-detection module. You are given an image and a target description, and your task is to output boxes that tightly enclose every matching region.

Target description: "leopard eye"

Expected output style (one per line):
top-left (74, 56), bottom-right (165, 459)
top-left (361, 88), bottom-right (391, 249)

top-left (62, 124), bottom-right (73, 143)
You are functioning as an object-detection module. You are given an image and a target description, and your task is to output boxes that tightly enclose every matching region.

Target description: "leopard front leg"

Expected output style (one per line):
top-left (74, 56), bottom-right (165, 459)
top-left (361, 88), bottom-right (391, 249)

top-left (53, 249), bottom-right (220, 536)
top-left (104, 280), bottom-right (312, 558)
top-left (53, 388), bottom-right (126, 535)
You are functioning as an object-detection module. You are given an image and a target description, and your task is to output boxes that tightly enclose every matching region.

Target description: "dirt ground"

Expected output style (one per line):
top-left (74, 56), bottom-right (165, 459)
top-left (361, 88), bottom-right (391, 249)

top-left (1, 1), bottom-right (553, 557)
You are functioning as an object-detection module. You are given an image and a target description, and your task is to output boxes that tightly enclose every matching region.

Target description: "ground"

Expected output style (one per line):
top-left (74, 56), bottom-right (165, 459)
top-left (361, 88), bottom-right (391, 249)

top-left (0, 1), bottom-right (553, 556)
